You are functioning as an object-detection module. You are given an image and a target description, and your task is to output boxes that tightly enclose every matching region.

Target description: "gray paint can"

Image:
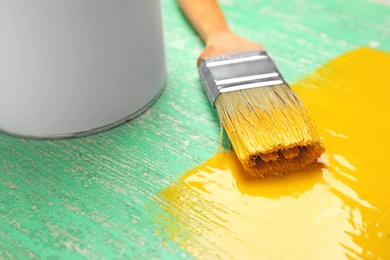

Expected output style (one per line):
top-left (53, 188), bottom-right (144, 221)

top-left (0, 0), bottom-right (166, 138)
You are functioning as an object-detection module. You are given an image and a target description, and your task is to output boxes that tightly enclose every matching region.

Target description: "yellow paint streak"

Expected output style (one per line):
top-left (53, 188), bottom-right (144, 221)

top-left (155, 48), bottom-right (390, 259)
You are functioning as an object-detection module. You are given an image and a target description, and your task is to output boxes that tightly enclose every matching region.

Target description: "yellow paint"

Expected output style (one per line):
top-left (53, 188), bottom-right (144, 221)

top-left (155, 48), bottom-right (390, 259)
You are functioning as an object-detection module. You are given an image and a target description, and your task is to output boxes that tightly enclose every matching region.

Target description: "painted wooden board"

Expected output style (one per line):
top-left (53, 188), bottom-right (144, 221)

top-left (1, 0), bottom-right (389, 259)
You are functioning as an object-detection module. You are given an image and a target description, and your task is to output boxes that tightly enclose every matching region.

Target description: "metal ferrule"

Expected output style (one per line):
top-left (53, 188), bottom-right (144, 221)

top-left (198, 50), bottom-right (287, 106)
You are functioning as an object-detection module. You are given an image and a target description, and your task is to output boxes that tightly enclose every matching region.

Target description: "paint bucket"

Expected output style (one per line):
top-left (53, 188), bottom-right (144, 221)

top-left (0, 0), bottom-right (166, 138)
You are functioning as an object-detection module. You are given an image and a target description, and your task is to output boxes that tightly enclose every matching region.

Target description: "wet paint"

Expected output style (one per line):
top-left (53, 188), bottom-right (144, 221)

top-left (154, 47), bottom-right (390, 259)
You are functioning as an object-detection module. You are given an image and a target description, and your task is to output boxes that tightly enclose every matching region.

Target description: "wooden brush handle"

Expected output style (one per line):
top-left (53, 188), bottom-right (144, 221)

top-left (178, 0), bottom-right (229, 42)
top-left (178, 0), bottom-right (264, 64)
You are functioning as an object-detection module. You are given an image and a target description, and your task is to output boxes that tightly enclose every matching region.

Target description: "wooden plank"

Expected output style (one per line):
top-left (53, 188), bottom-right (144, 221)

top-left (1, 0), bottom-right (389, 258)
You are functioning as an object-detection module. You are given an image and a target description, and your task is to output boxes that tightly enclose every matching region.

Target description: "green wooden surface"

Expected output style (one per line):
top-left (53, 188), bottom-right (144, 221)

top-left (1, 0), bottom-right (389, 259)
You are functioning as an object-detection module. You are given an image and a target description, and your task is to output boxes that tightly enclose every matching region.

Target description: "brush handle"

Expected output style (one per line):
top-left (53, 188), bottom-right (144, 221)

top-left (178, 0), bottom-right (229, 42)
top-left (178, 0), bottom-right (264, 64)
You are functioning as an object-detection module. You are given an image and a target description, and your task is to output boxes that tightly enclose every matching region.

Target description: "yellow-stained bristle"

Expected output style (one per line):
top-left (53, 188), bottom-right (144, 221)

top-left (215, 84), bottom-right (324, 177)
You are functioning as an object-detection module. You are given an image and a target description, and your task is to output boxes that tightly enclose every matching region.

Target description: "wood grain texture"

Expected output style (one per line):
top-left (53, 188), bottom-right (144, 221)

top-left (1, 0), bottom-right (389, 258)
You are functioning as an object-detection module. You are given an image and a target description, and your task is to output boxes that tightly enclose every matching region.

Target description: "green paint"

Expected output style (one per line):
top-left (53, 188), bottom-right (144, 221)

top-left (1, 0), bottom-right (389, 258)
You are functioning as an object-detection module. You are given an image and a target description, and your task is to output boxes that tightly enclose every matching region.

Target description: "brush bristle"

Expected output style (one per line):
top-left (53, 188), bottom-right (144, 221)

top-left (215, 84), bottom-right (324, 177)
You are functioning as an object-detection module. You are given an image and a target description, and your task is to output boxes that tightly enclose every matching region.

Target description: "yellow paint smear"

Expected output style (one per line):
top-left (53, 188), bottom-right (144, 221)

top-left (155, 47), bottom-right (390, 259)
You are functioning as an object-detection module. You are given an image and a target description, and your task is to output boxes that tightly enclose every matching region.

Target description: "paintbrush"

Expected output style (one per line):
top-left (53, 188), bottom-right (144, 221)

top-left (178, 0), bottom-right (324, 177)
